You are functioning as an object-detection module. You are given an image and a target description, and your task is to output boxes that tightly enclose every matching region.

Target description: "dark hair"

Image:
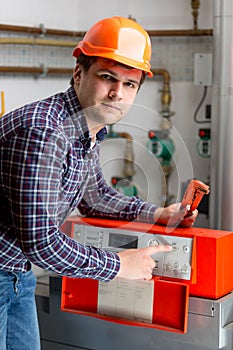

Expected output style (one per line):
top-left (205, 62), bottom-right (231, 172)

top-left (70, 53), bottom-right (146, 89)
top-left (70, 55), bottom-right (97, 85)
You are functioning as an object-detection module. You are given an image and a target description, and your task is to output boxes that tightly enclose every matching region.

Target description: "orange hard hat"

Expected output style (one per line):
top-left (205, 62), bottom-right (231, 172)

top-left (73, 16), bottom-right (153, 77)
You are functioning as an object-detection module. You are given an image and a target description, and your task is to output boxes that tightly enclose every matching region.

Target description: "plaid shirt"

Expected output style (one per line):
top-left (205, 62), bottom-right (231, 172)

top-left (0, 86), bottom-right (157, 281)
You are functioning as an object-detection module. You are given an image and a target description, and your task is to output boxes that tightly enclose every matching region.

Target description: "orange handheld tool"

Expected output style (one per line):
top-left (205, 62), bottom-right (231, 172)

top-left (181, 179), bottom-right (210, 214)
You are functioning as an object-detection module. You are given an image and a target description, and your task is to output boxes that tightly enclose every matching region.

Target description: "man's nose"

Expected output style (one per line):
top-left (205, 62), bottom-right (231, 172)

top-left (108, 82), bottom-right (123, 100)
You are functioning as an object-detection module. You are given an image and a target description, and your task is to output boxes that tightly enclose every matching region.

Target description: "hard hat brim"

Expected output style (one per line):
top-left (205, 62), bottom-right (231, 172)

top-left (73, 45), bottom-right (153, 78)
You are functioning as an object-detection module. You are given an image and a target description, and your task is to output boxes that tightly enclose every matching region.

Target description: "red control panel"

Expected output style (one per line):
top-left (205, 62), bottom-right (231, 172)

top-left (61, 217), bottom-right (233, 333)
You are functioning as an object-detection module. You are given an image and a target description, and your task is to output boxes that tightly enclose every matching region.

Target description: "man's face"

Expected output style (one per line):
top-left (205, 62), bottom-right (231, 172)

top-left (73, 58), bottom-right (142, 133)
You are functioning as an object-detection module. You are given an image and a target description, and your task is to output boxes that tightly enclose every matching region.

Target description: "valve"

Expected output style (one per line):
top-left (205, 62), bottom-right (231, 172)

top-left (111, 177), bottom-right (138, 197)
top-left (148, 129), bottom-right (175, 166)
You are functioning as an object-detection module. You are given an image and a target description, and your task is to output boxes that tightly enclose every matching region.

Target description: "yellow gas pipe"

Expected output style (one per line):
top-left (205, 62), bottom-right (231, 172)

top-left (0, 91), bottom-right (5, 117)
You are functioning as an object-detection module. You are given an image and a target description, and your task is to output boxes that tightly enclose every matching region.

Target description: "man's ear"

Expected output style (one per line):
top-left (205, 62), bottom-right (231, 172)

top-left (73, 64), bottom-right (82, 85)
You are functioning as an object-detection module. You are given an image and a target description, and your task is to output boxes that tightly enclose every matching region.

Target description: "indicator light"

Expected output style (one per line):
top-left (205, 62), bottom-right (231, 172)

top-left (199, 128), bottom-right (210, 139)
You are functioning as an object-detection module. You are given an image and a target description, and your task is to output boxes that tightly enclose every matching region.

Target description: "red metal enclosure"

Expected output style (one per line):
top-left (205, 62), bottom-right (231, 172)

top-left (60, 217), bottom-right (233, 334)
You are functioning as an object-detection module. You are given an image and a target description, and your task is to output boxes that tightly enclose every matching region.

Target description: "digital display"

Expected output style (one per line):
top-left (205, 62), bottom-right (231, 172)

top-left (108, 233), bottom-right (138, 249)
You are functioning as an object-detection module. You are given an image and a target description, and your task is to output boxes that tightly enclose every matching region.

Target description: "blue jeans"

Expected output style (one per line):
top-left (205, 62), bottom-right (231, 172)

top-left (0, 270), bottom-right (40, 350)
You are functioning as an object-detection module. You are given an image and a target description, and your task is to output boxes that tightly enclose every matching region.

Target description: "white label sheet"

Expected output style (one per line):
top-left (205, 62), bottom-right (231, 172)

top-left (97, 278), bottom-right (154, 323)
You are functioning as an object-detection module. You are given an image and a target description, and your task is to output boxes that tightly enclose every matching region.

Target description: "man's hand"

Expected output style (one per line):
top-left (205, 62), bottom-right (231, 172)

top-left (116, 244), bottom-right (172, 280)
top-left (154, 203), bottom-right (198, 227)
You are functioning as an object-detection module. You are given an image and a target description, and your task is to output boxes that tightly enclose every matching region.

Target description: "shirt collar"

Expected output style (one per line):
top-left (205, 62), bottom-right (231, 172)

top-left (64, 86), bottom-right (107, 144)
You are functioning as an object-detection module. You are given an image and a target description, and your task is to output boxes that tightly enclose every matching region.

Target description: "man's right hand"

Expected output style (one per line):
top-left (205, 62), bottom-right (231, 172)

top-left (116, 244), bottom-right (172, 281)
top-left (154, 203), bottom-right (198, 227)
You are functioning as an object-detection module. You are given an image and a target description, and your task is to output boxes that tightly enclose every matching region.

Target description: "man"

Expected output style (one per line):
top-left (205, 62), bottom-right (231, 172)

top-left (0, 17), bottom-right (197, 349)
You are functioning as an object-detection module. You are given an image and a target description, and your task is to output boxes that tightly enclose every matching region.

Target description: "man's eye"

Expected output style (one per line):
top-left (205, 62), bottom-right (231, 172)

top-left (126, 82), bottom-right (135, 88)
top-left (101, 74), bottom-right (112, 80)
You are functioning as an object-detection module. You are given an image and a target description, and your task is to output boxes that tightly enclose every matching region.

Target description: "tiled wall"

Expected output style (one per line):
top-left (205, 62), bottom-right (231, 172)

top-left (150, 36), bottom-right (213, 81)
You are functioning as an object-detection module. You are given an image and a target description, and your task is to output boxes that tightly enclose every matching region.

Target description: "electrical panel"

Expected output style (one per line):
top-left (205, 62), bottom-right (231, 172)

top-left (194, 53), bottom-right (213, 86)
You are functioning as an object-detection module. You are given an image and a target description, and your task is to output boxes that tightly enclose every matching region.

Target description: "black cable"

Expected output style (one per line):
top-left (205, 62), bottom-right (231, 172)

top-left (193, 86), bottom-right (210, 124)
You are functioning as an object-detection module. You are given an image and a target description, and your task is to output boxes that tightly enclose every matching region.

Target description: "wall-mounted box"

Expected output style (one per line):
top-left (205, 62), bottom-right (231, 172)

top-left (194, 53), bottom-right (213, 86)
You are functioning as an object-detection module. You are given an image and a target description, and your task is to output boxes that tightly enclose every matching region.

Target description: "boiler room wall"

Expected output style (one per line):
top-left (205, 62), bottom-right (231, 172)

top-left (0, 0), bottom-right (213, 227)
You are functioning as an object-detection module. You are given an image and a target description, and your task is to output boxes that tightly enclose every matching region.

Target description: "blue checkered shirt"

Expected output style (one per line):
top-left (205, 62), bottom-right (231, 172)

top-left (0, 86), bottom-right (157, 281)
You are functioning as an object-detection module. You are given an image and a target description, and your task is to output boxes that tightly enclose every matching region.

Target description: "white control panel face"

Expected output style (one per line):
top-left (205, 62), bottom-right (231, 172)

top-left (73, 224), bottom-right (193, 281)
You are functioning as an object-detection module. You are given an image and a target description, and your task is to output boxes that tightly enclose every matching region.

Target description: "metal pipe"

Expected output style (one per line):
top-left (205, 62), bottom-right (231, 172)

top-left (0, 37), bottom-right (76, 47)
top-left (152, 68), bottom-right (171, 106)
top-left (0, 0), bottom-right (211, 41)
top-left (0, 66), bottom-right (72, 75)
top-left (152, 68), bottom-right (170, 83)
top-left (106, 128), bottom-right (135, 178)
top-left (151, 68), bottom-right (174, 121)
top-left (0, 23), bottom-right (85, 38)
top-left (0, 23), bottom-right (213, 38)
top-left (191, 0), bottom-right (201, 30)
top-left (117, 133), bottom-right (135, 178)
top-left (0, 91), bottom-right (5, 117)
top-left (148, 29), bottom-right (212, 37)
top-left (116, 132), bottom-right (133, 142)
top-left (0, 66), bottom-right (173, 85)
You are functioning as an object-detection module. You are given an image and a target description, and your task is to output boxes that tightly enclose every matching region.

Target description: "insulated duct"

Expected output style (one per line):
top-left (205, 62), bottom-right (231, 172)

top-left (209, 0), bottom-right (233, 230)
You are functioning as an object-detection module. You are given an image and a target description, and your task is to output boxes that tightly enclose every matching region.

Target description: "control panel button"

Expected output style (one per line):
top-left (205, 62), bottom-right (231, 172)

top-left (180, 264), bottom-right (189, 274)
top-left (171, 242), bottom-right (179, 252)
top-left (148, 239), bottom-right (159, 247)
top-left (163, 263), bottom-right (171, 272)
top-left (183, 245), bottom-right (190, 253)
